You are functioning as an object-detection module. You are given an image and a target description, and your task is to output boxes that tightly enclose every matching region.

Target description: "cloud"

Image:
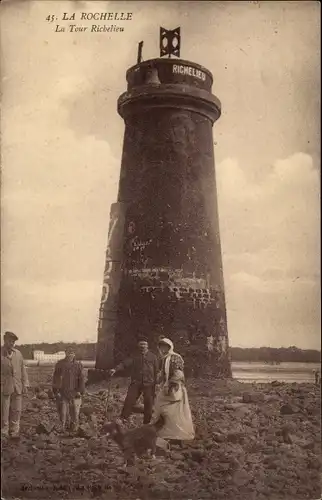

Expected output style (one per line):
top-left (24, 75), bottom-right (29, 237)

top-left (216, 153), bottom-right (320, 348)
top-left (2, 279), bottom-right (101, 344)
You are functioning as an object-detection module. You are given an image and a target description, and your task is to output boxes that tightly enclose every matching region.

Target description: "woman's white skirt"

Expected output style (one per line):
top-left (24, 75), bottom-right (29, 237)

top-left (153, 384), bottom-right (195, 441)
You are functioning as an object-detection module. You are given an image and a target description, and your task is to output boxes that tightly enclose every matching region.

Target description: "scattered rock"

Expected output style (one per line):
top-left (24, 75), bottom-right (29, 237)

top-left (280, 404), bottom-right (295, 415)
top-left (232, 470), bottom-right (251, 486)
top-left (170, 451), bottom-right (185, 461)
top-left (177, 461), bottom-right (191, 471)
top-left (242, 392), bottom-right (265, 403)
top-left (74, 457), bottom-right (88, 470)
top-left (32, 399), bottom-right (42, 409)
top-left (281, 427), bottom-right (293, 444)
top-left (307, 457), bottom-right (321, 470)
top-left (46, 389), bottom-right (55, 399)
top-left (227, 432), bottom-right (245, 444)
top-left (212, 432), bottom-right (225, 443)
top-left (37, 391), bottom-right (49, 400)
top-left (36, 421), bottom-right (55, 435)
top-left (77, 424), bottom-right (96, 439)
top-left (305, 404), bottom-right (320, 416)
top-left (47, 432), bottom-right (58, 443)
top-left (190, 449), bottom-right (206, 463)
top-left (301, 440), bottom-right (315, 450)
top-left (47, 443), bottom-right (60, 450)
top-left (2, 378), bottom-right (320, 500)
top-left (81, 406), bottom-right (95, 417)
top-left (33, 439), bottom-right (47, 449)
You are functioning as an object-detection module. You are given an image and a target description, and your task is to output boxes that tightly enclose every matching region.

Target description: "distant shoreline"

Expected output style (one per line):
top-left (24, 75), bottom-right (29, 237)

top-left (17, 342), bottom-right (321, 364)
top-left (24, 359), bottom-right (320, 367)
top-left (25, 361), bottom-right (320, 385)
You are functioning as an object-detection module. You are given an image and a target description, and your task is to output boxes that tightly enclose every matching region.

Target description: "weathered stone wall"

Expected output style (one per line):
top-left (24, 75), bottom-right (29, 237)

top-left (96, 202), bottom-right (125, 368)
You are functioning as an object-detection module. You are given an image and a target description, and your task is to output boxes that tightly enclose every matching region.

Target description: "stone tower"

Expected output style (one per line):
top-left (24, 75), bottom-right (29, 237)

top-left (91, 54), bottom-right (232, 379)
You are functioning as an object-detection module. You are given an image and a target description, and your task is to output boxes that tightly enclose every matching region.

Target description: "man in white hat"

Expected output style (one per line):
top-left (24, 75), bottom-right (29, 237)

top-left (1, 331), bottom-right (29, 438)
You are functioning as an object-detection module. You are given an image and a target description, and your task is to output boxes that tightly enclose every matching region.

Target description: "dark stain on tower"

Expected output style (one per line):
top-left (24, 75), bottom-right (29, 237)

top-left (95, 36), bottom-right (232, 378)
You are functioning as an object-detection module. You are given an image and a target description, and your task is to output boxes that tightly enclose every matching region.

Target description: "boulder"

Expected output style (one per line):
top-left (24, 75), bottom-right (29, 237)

top-left (190, 449), bottom-right (206, 463)
top-left (280, 404), bottom-right (295, 415)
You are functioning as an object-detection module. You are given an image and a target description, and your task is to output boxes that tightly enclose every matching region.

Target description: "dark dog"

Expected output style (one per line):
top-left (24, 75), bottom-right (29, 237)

top-left (102, 415), bottom-right (165, 466)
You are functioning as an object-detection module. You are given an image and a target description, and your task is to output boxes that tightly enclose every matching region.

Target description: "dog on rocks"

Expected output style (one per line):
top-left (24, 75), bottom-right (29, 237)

top-left (102, 415), bottom-right (165, 466)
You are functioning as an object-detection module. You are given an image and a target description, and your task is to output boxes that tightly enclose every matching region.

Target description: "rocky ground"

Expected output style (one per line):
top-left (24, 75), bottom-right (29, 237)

top-left (1, 376), bottom-right (321, 500)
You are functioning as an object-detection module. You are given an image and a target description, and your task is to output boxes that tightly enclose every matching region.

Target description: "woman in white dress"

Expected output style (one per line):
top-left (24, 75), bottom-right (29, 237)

top-left (153, 338), bottom-right (195, 443)
top-left (157, 337), bottom-right (185, 385)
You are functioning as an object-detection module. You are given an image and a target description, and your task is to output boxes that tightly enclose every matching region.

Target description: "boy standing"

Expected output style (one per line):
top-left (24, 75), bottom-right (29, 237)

top-left (52, 346), bottom-right (85, 432)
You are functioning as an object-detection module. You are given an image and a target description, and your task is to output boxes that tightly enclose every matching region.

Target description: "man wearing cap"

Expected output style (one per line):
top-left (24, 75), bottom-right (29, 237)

top-left (110, 338), bottom-right (159, 424)
top-left (52, 346), bottom-right (85, 433)
top-left (1, 331), bottom-right (29, 438)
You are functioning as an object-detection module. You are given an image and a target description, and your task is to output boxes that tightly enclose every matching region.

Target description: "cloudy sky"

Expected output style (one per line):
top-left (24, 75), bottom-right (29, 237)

top-left (1, 0), bottom-right (320, 348)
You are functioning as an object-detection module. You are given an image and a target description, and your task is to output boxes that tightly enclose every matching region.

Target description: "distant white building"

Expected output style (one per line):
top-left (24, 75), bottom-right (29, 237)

top-left (33, 350), bottom-right (65, 362)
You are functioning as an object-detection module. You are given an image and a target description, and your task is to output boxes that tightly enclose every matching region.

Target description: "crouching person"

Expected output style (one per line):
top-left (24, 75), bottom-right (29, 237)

top-left (52, 346), bottom-right (85, 433)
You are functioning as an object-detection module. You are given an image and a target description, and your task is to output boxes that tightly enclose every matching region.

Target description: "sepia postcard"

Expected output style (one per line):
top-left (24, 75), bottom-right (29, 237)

top-left (1, 1), bottom-right (321, 499)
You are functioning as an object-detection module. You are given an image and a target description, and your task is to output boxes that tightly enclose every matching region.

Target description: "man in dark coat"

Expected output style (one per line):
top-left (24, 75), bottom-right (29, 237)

top-left (110, 338), bottom-right (159, 424)
top-left (52, 345), bottom-right (85, 433)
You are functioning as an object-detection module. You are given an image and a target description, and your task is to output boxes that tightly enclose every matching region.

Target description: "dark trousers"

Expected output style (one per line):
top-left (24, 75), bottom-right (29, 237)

top-left (121, 382), bottom-right (155, 424)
